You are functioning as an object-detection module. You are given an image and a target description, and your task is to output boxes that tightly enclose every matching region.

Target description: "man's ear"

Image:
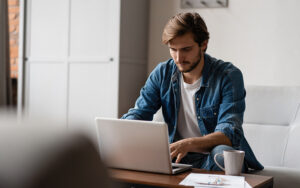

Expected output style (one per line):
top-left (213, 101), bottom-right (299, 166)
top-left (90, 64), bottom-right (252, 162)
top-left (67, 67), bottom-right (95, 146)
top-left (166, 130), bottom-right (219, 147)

top-left (201, 40), bottom-right (208, 52)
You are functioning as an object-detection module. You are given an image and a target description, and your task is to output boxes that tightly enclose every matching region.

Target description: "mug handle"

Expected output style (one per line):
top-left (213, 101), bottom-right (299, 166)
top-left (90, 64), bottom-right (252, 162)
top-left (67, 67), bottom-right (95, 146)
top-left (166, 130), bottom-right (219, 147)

top-left (213, 153), bottom-right (225, 171)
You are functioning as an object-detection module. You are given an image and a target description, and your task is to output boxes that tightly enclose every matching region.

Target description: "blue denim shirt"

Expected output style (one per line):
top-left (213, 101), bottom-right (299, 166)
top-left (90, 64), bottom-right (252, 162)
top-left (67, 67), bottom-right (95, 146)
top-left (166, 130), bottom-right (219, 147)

top-left (122, 53), bottom-right (264, 170)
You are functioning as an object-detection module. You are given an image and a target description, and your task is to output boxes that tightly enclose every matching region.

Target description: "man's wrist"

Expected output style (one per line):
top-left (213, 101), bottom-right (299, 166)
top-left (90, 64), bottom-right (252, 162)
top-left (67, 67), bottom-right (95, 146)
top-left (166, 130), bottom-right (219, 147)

top-left (186, 137), bottom-right (202, 152)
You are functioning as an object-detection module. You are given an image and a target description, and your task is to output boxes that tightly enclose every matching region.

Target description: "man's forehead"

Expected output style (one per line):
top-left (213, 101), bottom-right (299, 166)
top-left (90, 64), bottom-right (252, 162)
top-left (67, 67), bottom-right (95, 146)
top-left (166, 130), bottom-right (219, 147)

top-left (168, 40), bottom-right (197, 49)
top-left (168, 33), bottom-right (197, 48)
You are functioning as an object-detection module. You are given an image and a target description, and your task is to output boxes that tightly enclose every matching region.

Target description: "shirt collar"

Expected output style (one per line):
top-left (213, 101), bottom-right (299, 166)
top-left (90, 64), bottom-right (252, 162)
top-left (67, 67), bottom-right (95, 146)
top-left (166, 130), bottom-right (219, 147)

top-left (201, 53), bottom-right (212, 88)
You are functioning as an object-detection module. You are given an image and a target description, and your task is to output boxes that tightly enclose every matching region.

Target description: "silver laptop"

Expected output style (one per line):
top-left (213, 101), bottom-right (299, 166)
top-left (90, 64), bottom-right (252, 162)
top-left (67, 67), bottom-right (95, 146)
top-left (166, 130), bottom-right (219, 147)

top-left (95, 117), bottom-right (192, 174)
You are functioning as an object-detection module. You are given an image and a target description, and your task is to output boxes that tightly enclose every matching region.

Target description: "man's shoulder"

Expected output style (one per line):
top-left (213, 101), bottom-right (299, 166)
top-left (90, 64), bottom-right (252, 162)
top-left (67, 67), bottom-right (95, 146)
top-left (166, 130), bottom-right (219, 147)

top-left (156, 58), bottom-right (176, 69)
top-left (152, 59), bottom-right (177, 76)
top-left (206, 54), bottom-right (241, 75)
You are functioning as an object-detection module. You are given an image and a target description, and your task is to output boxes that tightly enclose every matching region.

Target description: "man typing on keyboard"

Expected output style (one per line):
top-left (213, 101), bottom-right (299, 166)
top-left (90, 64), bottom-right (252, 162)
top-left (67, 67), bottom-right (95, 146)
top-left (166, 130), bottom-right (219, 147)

top-left (122, 12), bottom-right (263, 172)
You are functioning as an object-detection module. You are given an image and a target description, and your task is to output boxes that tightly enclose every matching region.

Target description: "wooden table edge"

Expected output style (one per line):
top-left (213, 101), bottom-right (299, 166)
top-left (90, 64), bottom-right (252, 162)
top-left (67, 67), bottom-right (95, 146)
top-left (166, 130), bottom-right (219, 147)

top-left (109, 168), bottom-right (273, 188)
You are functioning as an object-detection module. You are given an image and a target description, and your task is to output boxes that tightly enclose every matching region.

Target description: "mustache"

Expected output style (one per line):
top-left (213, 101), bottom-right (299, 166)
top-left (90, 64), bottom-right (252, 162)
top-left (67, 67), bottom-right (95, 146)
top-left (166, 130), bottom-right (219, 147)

top-left (179, 61), bottom-right (191, 64)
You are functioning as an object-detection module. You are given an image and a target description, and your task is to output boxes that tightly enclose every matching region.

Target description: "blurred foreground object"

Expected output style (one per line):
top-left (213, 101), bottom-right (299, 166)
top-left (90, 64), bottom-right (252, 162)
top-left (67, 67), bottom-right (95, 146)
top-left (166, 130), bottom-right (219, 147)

top-left (0, 114), bottom-right (118, 188)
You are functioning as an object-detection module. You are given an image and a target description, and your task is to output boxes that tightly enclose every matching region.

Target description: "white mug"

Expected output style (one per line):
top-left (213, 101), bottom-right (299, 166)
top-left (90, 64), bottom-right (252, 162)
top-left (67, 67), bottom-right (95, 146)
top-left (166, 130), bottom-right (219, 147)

top-left (213, 150), bottom-right (245, 176)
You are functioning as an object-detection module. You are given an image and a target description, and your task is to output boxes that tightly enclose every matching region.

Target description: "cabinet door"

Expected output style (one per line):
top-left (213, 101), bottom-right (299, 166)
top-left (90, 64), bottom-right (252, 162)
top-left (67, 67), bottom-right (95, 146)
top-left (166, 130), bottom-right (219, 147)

top-left (25, 0), bottom-right (120, 133)
top-left (25, 0), bottom-right (69, 122)
top-left (67, 0), bottom-right (120, 136)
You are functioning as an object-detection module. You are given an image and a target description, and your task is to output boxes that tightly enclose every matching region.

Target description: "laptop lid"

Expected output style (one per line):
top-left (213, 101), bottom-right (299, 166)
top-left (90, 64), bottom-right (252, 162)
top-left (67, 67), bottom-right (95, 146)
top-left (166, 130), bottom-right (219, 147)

top-left (95, 117), bottom-right (191, 174)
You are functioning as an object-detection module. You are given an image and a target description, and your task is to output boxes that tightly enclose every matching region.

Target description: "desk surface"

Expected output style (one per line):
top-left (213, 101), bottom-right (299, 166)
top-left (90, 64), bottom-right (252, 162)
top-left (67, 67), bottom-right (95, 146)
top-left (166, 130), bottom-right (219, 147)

top-left (109, 168), bottom-right (273, 188)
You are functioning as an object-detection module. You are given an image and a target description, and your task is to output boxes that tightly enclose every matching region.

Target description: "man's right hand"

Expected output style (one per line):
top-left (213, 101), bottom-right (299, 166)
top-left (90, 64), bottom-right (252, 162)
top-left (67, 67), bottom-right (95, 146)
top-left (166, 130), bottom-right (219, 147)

top-left (170, 138), bottom-right (193, 163)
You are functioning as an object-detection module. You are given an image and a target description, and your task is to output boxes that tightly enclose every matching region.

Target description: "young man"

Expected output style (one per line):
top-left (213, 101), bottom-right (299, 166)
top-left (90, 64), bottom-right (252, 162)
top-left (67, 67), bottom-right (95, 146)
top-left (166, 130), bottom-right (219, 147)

top-left (122, 12), bottom-right (263, 171)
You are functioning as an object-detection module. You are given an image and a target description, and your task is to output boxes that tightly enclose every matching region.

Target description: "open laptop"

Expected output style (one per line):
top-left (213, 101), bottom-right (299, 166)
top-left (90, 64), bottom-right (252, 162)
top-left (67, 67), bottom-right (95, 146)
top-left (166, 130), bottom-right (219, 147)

top-left (95, 117), bottom-right (192, 174)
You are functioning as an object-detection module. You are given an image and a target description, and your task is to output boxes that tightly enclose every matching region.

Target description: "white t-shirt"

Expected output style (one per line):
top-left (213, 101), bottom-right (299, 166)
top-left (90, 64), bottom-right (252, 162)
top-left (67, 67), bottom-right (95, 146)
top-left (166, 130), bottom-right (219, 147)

top-left (177, 74), bottom-right (202, 139)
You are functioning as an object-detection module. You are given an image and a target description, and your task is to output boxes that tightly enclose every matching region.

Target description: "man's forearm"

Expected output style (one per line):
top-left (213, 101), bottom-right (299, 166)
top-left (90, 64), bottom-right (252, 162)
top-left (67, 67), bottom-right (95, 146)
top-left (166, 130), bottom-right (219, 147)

top-left (185, 132), bottom-right (232, 153)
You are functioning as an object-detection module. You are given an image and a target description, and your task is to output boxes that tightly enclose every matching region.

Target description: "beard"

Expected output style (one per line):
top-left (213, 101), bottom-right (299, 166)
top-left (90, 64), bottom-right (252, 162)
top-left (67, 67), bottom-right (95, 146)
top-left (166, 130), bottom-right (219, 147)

top-left (180, 52), bottom-right (202, 73)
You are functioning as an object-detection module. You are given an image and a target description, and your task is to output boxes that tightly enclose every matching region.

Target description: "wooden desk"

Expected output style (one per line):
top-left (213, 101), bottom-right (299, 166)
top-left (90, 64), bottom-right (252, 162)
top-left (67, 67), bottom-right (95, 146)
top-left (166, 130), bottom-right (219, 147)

top-left (109, 168), bottom-right (273, 188)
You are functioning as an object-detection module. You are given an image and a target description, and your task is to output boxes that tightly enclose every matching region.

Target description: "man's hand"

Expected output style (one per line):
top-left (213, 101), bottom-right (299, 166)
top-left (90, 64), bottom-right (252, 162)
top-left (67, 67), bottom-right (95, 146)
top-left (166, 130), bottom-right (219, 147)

top-left (169, 132), bottom-right (232, 163)
top-left (170, 138), bottom-right (192, 163)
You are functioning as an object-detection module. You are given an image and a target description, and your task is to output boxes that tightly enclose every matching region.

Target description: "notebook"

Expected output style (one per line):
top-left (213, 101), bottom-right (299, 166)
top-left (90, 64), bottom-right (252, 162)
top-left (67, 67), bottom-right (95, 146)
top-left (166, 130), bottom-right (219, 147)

top-left (95, 117), bottom-right (192, 174)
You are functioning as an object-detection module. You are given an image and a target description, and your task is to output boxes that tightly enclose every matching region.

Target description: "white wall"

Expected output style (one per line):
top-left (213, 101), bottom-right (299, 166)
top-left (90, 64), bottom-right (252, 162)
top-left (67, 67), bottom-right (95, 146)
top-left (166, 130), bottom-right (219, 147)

top-left (148, 0), bottom-right (300, 86)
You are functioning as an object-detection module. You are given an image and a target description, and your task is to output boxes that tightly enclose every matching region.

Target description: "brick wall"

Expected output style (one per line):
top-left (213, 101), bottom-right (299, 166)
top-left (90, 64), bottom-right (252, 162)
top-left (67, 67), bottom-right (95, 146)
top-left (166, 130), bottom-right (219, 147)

top-left (8, 0), bottom-right (19, 78)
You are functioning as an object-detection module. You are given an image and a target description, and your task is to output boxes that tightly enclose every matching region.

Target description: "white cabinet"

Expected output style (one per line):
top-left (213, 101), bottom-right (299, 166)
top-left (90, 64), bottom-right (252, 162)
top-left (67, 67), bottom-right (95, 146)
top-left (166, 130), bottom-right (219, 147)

top-left (24, 0), bottom-right (149, 136)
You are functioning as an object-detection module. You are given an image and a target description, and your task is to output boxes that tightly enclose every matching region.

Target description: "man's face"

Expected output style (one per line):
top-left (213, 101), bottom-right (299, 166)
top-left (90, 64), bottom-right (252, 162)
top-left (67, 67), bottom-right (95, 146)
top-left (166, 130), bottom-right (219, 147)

top-left (168, 32), bottom-right (204, 73)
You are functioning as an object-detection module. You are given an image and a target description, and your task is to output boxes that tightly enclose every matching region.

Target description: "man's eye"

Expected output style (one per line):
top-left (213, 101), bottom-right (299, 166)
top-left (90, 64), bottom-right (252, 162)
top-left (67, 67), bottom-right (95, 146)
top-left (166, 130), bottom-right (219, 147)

top-left (183, 48), bottom-right (191, 51)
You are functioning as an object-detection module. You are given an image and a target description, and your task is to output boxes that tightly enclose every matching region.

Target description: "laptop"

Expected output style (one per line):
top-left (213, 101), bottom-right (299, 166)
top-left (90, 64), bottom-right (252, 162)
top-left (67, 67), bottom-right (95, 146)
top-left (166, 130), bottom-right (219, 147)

top-left (95, 117), bottom-right (192, 174)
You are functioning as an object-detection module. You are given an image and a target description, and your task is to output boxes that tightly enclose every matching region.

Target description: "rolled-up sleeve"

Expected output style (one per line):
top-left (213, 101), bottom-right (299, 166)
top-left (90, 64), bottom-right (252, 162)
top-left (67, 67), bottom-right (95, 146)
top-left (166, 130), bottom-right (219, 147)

top-left (214, 68), bottom-right (245, 148)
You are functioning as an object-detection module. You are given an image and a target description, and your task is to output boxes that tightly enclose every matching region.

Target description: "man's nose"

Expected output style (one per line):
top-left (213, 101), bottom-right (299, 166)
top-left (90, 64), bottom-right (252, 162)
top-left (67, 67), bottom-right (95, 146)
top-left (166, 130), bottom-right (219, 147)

top-left (176, 51), bottom-right (184, 63)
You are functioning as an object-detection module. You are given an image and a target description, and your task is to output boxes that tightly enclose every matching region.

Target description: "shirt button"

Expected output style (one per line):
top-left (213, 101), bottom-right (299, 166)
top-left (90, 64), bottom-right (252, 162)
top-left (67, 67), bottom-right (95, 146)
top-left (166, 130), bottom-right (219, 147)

top-left (198, 116), bottom-right (201, 119)
top-left (196, 98), bottom-right (199, 101)
top-left (214, 112), bottom-right (217, 115)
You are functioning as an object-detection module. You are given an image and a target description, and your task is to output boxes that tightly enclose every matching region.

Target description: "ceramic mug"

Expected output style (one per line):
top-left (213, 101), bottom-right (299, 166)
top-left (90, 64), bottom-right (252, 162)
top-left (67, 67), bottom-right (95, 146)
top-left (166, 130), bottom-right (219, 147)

top-left (213, 150), bottom-right (245, 176)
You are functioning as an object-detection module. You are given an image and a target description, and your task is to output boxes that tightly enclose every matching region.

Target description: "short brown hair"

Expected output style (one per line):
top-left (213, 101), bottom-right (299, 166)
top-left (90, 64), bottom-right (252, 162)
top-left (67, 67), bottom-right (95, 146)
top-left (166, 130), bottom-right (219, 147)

top-left (162, 12), bottom-right (209, 47)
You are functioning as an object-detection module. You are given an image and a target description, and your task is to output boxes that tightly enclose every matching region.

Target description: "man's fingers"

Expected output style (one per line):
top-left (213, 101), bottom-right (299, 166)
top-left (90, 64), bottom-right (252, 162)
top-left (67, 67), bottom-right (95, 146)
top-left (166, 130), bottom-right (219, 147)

top-left (175, 153), bottom-right (184, 163)
top-left (170, 150), bottom-right (177, 159)
top-left (170, 142), bottom-right (178, 152)
top-left (170, 145), bottom-right (175, 152)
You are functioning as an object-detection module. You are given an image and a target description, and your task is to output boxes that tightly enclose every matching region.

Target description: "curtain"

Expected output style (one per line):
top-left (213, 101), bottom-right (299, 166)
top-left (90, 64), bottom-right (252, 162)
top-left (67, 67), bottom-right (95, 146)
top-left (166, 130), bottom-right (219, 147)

top-left (0, 0), bottom-right (12, 107)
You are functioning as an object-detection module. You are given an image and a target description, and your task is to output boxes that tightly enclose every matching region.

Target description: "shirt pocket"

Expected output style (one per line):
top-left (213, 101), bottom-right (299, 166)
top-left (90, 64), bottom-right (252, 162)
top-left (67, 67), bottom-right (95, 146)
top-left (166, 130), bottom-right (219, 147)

top-left (200, 105), bottom-right (219, 132)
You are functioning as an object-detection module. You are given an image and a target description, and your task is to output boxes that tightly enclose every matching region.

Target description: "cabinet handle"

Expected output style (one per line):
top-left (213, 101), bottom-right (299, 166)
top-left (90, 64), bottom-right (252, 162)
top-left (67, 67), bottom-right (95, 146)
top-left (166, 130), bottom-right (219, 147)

top-left (109, 57), bottom-right (114, 62)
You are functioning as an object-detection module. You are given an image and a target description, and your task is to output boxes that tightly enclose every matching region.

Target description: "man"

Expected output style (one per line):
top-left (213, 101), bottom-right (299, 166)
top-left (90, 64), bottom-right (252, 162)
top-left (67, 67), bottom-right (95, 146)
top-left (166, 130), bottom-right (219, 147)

top-left (122, 12), bottom-right (263, 171)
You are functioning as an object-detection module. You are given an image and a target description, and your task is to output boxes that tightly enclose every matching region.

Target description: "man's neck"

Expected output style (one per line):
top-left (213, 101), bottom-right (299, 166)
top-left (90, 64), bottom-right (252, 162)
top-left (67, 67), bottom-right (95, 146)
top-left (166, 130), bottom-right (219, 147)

top-left (182, 57), bottom-right (204, 84)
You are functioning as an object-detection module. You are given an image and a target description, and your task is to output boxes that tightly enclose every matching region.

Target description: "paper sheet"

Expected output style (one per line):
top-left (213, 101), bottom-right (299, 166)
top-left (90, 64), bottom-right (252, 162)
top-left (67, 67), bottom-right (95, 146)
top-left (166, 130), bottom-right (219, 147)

top-left (180, 173), bottom-right (249, 188)
top-left (244, 181), bottom-right (252, 188)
